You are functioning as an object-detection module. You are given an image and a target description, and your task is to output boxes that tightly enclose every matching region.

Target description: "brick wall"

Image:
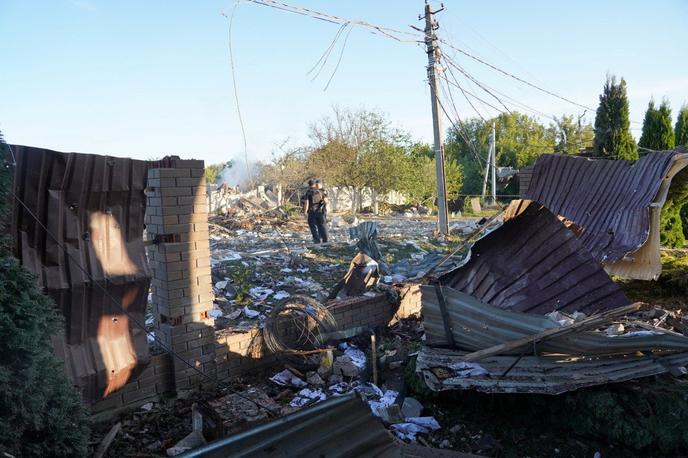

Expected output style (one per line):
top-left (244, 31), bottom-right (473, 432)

top-left (146, 160), bottom-right (217, 393)
top-left (215, 328), bottom-right (280, 382)
top-left (213, 284), bottom-right (422, 382)
top-left (328, 283), bottom-right (422, 331)
top-left (90, 353), bottom-right (173, 418)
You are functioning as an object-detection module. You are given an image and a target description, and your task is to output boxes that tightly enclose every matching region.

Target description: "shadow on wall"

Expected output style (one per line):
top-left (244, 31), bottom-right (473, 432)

top-left (11, 145), bottom-right (152, 403)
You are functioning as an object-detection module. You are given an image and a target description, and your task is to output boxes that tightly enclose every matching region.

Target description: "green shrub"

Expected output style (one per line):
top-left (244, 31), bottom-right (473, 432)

top-left (0, 134), bottom-right (89, 457)
top-left (0, 257), bottom-right (90, 457)
top-left (660, 167), bottom-right (688, 248)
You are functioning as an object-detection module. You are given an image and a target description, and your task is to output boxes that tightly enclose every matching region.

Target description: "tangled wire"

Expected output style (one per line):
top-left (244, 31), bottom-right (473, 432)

top-left (263, 295), bottom-right (337, 355)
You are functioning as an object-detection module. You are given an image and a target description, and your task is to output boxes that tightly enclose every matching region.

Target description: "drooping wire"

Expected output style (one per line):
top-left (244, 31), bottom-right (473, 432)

top-left (307, 23), bottom-right (349, 81)
top-left (443, 57), bottom-right (512, 115)
top-left (323, 24), bottom-right (353, 91)
top-left (222, 2), bottom-right (253, 189)
top-left (245, 0), bottom-right (423, 43)
top-left (438, 37), bottom-right (595, 112)
top-left (437, 78), bottom-right (487, 167)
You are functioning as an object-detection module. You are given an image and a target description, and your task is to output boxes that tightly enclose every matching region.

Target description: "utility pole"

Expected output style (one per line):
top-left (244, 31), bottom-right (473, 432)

top-left (482, 130), bottom-right (492, 200)
top-left (423, 2), bottom-right (449, 236)
top-left (490, 121), bottom-right (496, 205)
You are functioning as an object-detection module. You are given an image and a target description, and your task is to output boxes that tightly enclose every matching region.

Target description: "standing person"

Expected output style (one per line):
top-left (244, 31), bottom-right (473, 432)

top-left (301, 179), bottom-right (328, 244)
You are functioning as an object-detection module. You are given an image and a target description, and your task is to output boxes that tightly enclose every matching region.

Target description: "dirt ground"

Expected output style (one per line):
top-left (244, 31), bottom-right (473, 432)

top-left (98, 212), bottom-right (688, 458)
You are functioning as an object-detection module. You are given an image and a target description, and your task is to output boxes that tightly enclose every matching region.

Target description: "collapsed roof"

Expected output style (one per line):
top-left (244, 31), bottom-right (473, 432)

top-left (438, 200), bottom-right (630, 315)
top-left (524, 149), bottom-right (688, 280)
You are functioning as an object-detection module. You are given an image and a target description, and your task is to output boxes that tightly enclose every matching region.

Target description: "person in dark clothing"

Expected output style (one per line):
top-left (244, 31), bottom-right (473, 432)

top-left (301, 179), bottom-right (328, 243)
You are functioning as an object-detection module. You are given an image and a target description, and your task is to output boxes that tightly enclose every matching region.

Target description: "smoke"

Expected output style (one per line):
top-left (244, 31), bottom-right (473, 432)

top-left (218, 160), bottom-right (262, 191)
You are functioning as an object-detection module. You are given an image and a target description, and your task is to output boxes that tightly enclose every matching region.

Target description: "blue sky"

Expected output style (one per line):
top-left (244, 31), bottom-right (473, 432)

top-left (1, 0), bottom-right (687, 165)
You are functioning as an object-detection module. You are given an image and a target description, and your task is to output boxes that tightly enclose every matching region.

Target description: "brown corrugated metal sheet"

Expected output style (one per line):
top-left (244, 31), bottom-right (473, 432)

top-left (437, 200), bottom-right (629, 314)
top-left (11, 145), bottom-right (152, 402)
top-left (518, 165), bottom-right (534, 197)
top-left (524, 150), bottom-right (688, 279)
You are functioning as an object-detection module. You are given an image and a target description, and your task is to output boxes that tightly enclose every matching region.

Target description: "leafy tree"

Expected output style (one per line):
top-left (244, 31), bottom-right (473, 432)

top-left (398, 144), bottom-right (463, 207)
top-left (0, 133), bottom-right (90, 457)
top-left (445, 112), bottom-right (554, 196)
top-left (444, 118), bottom-right (489, 195)
top-left (550, 114), bottom-right (594, 154)
top-left (204, 161), bottom-right (231, 185)
top-left (258, 146), bottom-right (309, 206)
top-left (308, 106), bottom-right (414, 212)
top-left (639, 99), bottom-right (675, 150)
top-left (493, 112), bottom-right (555, 169)
top-left (675, 104), bottom-right (688, 147)
top-left (593, 75), bottom-right (637, 159)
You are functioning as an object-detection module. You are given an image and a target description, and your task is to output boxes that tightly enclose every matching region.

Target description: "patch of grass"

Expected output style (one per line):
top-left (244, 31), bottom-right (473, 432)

top-left (618, 249), bottom-right (688, 305)
top-left (407, 375), bottom-right (688, 457)
top-left (232, 264), bottom-right (254, 304)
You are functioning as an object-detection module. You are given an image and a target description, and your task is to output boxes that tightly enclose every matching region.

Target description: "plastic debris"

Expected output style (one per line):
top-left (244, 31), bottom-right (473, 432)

top-left (448, 361), bottom-right (490, 378)
top-left (270, 369), bottom-right (306, 388)
top-left (368, 389), bottom-right (399, 417)
top-left (289, 388), bottom-right (326, 408)
top-left (272, 290), bottom-right (291, 300)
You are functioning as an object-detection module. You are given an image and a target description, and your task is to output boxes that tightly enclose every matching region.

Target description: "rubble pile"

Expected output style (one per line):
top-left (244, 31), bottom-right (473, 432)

top-left (207, 214), bottom-right (479, 331)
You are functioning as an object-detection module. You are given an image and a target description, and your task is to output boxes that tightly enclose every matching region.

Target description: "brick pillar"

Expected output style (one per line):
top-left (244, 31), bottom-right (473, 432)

top-left (146, 159), bottom-right (216, 393)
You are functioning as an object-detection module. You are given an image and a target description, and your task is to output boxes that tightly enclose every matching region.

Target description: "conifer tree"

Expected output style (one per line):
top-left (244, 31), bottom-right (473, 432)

top-left (593, 75), bottom-right (637, 159)
top-left (0, 133), bottom-right (90, 457)
top-left (675, 105), bottom-right (688, 147)
top-left (640, 99), bottom-right (675, 150)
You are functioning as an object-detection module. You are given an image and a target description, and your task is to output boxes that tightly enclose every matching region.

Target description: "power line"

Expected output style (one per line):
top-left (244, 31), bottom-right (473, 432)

top-left (437, 79), bottom-right (488, 167)
top-left (245, 0), bottom-right (423, 43)
top-left (440, 71), bottom-right (506, 116)
top-left (307, 22), bottom-right (349, 81)
top-left (443, 66), bottom-right (487, 121)
top-left (323, 24), bottom-right (353, 91)
top-left (222, 3), bottom-right (253, 188)
top-left (443, 57), bottom-right (512, 115)
top-left (438, 37), bottom-right (595, 112)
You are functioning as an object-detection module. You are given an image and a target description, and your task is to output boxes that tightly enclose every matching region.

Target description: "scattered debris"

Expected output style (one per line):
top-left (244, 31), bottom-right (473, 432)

top-left (93, 422), bottom-right (121, 458)
top-left (166, 404), bottom-right (206, 456)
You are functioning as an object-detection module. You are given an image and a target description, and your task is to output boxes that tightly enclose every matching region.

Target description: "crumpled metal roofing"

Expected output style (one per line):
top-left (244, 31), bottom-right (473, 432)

top-left (416, 346), bottom-right (688, 395)
top-left (422, 286), bottom-right (688, 354)
top-left (180, 393), bottom-right (400, 458)
top-left (524, 149), bottom-right (688, 279)
top-left (350, 221), bottom-right (389, 273)
top-left (437, 200), bottom-right (629, 314)
top-left (181, 393), bottom-right (474, 458)
top-left (11, 145), bottom-right (152, 402)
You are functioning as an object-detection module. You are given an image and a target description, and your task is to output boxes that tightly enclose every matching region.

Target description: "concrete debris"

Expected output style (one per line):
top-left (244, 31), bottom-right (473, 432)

top-left (401, 397), bottom-right (423, 418)
top-left (166, 404), bottom-right (206, 456)
top-left (208, 388), bottom-right (281, 431)
top-left (306, 371), bottom-right (325, 386)
top-left (333, 356), bottom-right (361, 378)
top-left (379, 403), bottom-right (405, 424)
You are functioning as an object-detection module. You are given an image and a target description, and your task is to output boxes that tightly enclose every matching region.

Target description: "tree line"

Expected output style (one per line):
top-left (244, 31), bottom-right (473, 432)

top-left (208, 75), bottom-right (688, 245)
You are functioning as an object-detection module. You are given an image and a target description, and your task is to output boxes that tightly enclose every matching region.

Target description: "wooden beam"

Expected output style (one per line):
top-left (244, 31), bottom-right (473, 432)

top-left (462, 302), bottom-right (645, 362)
